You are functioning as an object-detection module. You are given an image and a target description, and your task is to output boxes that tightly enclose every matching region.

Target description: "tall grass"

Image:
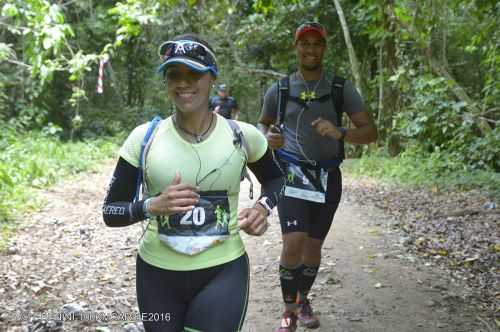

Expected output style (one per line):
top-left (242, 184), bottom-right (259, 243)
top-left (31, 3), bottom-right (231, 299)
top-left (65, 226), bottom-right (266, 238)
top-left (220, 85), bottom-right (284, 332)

top-left (344, 146), bottom-right (500, 199)
top-left (0, 130), bottom-right (118, 248)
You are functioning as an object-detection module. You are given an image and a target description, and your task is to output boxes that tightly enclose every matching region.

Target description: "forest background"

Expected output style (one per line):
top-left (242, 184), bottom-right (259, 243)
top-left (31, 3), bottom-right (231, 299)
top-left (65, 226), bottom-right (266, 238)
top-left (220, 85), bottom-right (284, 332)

top-left (0, 0), bottom-right (498, 223)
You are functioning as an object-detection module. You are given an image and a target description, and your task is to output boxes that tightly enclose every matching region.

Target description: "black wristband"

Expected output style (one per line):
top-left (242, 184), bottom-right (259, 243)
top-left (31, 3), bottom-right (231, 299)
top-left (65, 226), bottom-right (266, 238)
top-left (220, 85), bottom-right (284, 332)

top-left (131, 199), bottom-right (146, 221)
top-left (338, 127), bottom-right (347, 141)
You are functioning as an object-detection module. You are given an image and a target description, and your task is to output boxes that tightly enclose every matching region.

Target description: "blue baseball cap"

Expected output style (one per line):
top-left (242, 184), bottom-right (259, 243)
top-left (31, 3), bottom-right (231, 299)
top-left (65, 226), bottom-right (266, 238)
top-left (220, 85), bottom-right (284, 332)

top-left (157, 39), bottom-right (218, 77)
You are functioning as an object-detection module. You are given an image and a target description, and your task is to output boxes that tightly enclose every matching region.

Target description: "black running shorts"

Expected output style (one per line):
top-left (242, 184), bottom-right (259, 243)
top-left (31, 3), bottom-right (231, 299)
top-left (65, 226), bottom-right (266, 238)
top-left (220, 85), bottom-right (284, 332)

top-left (278, 167), bottom-right (342, 239)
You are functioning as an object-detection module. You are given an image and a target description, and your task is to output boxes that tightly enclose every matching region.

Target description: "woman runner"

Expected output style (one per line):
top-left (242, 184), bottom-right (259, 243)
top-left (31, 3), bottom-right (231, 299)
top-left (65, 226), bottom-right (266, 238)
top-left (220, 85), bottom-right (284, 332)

top-left (103, 33), bottom-right (284, 332)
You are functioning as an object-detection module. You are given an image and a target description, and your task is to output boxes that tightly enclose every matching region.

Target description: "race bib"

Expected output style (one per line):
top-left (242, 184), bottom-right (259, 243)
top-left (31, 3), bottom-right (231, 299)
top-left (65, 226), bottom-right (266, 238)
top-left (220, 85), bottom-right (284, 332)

top-left (157, 191), bottom-right (231, 255)
top-left (284, 164), bottom-right (328, 203)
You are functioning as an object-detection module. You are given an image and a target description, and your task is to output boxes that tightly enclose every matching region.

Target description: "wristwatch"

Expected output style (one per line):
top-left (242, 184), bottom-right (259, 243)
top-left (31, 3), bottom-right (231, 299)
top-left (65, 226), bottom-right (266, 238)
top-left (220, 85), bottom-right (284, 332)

top-left (143, 198), bottom-right (154, 219)
top-left (257, 197), bottom-right (273, 216)
top-left (338, 127), bottom-right (347, 141)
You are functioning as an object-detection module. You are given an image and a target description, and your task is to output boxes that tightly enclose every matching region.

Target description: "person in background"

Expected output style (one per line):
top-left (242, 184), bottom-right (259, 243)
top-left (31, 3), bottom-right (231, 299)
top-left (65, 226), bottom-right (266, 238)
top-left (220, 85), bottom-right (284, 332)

top-left (209, 83), bottom-right (239, 119)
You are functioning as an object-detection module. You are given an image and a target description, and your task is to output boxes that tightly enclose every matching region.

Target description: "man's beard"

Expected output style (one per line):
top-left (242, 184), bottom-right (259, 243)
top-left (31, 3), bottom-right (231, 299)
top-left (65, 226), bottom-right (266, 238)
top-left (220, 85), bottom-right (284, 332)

top-left (301, 63), bottom-right (322, 71)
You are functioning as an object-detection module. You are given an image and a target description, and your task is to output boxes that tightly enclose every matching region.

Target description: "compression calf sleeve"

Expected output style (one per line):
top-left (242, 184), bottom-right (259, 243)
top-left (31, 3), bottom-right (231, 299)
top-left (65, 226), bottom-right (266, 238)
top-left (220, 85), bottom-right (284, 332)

top-left (298, 265), bottom-right (319, 302)
top-left (279, 263), bottom-right (303, 310)
top-left (102, 157), bottom-right (149, 226)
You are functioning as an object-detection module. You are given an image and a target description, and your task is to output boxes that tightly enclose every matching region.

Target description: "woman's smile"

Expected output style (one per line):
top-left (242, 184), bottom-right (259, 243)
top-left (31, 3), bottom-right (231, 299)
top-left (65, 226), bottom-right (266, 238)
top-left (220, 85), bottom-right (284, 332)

top-left (175, 89), bottom-right (198, 102)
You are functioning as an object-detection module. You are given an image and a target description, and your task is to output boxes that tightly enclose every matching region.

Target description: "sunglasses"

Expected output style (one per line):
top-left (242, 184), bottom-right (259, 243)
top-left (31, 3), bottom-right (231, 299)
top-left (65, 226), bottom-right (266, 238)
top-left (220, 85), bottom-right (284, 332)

top-left (164, 67), bottom-right (206, 84)
top-left (158, 40), bottom-right (217, 69)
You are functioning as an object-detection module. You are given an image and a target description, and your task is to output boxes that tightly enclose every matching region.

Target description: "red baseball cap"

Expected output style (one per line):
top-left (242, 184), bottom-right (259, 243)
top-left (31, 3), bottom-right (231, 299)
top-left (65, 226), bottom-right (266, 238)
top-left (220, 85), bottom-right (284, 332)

top-left (294, 22), bottom-right (327, 44)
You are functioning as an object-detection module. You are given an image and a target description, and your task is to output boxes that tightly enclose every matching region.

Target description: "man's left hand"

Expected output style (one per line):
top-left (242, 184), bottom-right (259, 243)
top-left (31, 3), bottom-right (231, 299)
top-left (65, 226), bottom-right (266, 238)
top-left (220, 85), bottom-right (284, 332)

top-left (311, 117), bottom-right (341, 139)
top-left (238, 206), bottom-right (269, 236)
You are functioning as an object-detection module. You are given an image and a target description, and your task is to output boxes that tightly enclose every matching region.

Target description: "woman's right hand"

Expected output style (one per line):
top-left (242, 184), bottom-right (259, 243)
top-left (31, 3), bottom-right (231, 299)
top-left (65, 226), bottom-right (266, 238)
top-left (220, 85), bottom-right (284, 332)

top-left (266, 125), bottom-right (284, 150)
top-left (148, 171), bottom-right (199, 216)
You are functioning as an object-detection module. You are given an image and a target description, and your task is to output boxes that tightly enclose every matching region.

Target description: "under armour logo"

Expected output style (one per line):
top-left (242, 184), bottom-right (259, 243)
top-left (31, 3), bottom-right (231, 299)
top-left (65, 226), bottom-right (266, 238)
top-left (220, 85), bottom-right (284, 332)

top-left (300, 91), bottom-right (317, 102)
top-left (287, 220), bottom-right (298, 227)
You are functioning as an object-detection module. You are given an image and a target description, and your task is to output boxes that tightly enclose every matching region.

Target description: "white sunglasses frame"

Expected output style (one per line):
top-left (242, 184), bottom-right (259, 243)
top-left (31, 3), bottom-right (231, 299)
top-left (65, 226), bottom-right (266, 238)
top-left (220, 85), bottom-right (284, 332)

top-left (157, 40), bottom-right (217, 63)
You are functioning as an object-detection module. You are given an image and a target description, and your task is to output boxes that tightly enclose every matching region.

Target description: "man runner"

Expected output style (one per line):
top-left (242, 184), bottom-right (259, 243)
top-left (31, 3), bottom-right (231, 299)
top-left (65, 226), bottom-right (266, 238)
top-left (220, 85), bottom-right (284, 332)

top-left (258, 22), bottom-right (378, 331)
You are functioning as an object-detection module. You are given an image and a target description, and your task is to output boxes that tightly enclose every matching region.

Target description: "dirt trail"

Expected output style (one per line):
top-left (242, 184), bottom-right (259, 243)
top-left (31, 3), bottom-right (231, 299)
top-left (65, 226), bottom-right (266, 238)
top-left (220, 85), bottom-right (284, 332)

top-left (0, 164), bottom-right (486, 332)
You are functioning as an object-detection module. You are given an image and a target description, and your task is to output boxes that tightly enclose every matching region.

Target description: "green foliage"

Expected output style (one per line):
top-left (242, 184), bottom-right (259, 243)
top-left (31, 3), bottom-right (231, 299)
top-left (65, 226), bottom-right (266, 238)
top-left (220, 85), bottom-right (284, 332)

top-left (252, 0), bottom-right (275, 15)
top-left (391, 71), bottom-right (499, 171)
top-left (68, 52), bottom-right (99, 82)
top-left (350, 0), bottom-right (500, 172)
top-left (17, 1), bottom-right (76, 84)
top-left (0, 0), bottom-right (497, 191)
top-left (0, 129), bottom-right (117, 223)
top-left (347, 147), bottom-right (500, 199)
top-left (0, 0), bottom-right (101, 135)
top-left (108, 1), bottom-right (162, 47)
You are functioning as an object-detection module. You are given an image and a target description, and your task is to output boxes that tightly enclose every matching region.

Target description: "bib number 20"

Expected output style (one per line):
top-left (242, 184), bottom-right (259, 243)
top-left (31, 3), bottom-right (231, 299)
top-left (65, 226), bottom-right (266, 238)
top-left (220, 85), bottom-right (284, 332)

top-left (180, 207), bottom-right (206, 226)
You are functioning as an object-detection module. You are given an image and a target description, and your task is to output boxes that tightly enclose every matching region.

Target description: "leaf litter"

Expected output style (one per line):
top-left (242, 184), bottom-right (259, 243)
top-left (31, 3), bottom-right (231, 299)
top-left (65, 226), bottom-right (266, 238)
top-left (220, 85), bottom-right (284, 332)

top-left (0, 165), bottom-right (496, 331)
top-left (343, 174), bottom-right (499, 325)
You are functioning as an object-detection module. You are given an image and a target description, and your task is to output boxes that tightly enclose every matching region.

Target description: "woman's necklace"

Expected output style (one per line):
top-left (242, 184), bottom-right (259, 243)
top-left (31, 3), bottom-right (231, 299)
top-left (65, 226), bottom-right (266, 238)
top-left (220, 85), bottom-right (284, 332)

top-left (173, 112), bottom-right (214, 143)
top-left (298, 71), bottom-right (323, 105)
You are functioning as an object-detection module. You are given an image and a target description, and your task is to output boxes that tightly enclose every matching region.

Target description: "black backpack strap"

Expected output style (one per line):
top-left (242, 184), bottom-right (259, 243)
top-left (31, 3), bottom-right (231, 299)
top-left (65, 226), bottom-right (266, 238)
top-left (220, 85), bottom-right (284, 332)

top-left (331, 75), bottom-right (346, 159)
top-left (226, 119), bottom-right (254, 199)
top-left (331, 75), bottom-right (345, 124)
top-left (277, 76), bottom-right (289, 128)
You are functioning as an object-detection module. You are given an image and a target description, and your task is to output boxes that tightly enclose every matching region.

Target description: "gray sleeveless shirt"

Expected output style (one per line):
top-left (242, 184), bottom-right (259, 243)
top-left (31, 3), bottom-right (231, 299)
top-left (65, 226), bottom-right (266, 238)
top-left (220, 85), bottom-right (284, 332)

top-left (261, 71), bottom-right (364, 161)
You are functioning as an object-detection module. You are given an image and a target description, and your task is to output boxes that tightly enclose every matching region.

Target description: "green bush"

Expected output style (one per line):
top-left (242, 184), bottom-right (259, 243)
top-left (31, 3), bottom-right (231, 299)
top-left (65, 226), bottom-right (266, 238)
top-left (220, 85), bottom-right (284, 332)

top-left (347, 146), bottom-right (500, 198)
top-left (0, 129), bottom-right (117, 223)
top-left (394, 74), bottom-right (500, 172)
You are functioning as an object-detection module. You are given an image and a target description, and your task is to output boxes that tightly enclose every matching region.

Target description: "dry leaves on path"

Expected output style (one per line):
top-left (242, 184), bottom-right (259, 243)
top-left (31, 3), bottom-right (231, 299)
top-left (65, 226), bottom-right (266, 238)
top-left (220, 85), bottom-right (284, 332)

top-left (343, 174), bottom-right (499, 323)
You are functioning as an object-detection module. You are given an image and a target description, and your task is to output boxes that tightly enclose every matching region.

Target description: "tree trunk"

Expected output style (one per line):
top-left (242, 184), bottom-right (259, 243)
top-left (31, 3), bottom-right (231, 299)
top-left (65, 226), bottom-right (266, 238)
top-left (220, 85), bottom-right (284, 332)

top-left (386, 8), bottom-right (401, 155)
top-left (381, 1), bottom-right (402, 155)
top-left (377, 43), bottom-right (384, 129)
top-left (126, 39), bottom-right (134, 106)
top-left (105, 61), bottom-right (126, 105)
top-left (441, 0), bottom-right (448, 68)
top-left (332, 0), bottom-right (363, 96)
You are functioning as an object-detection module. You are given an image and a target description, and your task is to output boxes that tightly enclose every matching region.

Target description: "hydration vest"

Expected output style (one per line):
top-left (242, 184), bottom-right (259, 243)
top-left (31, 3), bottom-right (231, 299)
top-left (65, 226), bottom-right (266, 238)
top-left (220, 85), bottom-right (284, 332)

top-left (275, 74), bottom-right (346, 166)
top-left (134, 116), bottom-right (253, 202)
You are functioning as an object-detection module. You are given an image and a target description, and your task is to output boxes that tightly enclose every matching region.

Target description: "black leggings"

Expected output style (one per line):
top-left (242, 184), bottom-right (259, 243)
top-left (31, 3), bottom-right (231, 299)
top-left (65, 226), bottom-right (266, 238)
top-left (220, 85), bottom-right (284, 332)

top-left (136, 253), bottom-right (249, 332)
